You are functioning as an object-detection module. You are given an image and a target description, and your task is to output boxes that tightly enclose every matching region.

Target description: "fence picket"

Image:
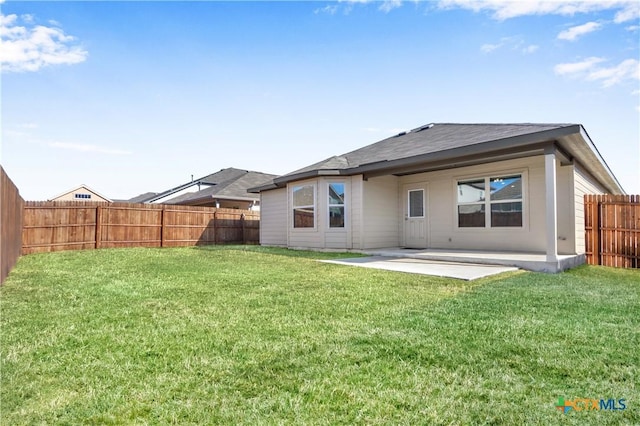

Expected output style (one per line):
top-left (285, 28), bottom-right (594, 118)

top-left (21, 201), bottom-right (259, 254)
top-left (584, 194), bottom-right (639, 268)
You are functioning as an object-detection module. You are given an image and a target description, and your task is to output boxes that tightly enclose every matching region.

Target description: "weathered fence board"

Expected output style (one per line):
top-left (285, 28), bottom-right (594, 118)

top-left (22, 201), bottom-right (259, 255)
top-left (584, 194), bottom-right (639, 268)
top-left (1, 167), bottom-right (24, 284)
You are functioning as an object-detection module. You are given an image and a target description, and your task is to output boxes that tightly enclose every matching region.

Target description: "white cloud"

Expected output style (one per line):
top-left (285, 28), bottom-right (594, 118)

top-left (554, 57), bottom-right (605, 75)
top-left (586, 58), bottom-right (640, 87)
top-left (379, 0), bottom-right (403, 13)
top-left (558, 21), bottom-right (602, 41)
top-left (314, 5), bottom-right (339, 15)
top-left (480, 37), bottom-right (538, 54)
top-left (626, 25), bottom-right (640, 31)
top-left (0, 13), bottom-right (88, 73)
top-left (481, 42), bottom-right (501, 53)
top-left (49, 142), bottom-right (132, 155)
top-left (614, 2), bottom-right (640, 23)
top-left (555, 57), bottom-right (639, 87)
top-left (316, 0), bottom-right (404, 15)
top-left (439, 0), bottom-right (638, 21)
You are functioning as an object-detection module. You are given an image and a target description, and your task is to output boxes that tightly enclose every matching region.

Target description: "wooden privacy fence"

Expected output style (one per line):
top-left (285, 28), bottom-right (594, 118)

top-left (1, 167), bottom-right (25, 284)
top-left (22, 201), bottom-right (260, 255)
top-left (585, 194), bottom-right (639, 268)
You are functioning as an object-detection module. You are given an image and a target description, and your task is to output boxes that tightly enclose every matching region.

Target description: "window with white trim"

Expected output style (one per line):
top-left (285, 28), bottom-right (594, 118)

top-left (457, 174), bottom-right (522, 227)
top-left (328, 182), bottom-right (345, 228)
top-left (292, 184), bottom-right (315, 228)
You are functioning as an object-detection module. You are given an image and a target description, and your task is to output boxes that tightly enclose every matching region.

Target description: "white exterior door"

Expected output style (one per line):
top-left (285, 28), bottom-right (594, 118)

top-left (403, 184), bottom-right (427, 248)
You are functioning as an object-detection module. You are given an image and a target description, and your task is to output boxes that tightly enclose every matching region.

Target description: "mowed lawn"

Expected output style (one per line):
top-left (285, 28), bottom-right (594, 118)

top-left (1, 246), bottom-right (638, 425)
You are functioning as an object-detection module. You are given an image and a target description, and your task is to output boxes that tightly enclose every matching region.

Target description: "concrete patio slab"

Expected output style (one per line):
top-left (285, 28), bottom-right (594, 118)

top-left (359, 248), bottom-right (585, 273)
top-left (320, 256), bottom-right (518, 280)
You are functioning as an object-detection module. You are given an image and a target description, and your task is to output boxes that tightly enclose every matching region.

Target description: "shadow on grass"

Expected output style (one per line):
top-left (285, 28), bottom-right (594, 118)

top-left (194, 244), bottom-right (367, 260)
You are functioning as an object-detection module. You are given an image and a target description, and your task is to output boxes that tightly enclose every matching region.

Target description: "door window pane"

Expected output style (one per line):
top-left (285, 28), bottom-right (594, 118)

top-left (409, 190), bottom-right (424, 218)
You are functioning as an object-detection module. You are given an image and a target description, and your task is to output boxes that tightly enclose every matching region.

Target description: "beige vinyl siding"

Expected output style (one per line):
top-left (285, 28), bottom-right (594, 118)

top-left (399, 156), bottom-right (552, 252)
top-left (573, 163), bottom-right (606, 254)
top-left (350, 175), bottom-right (364, 249)
top-left (557, 160), bottom-right (576, 254)
top-left (362, 175), bottom-right (400, 249)
top-left (259, 188), bottom-right (287, 246)
top-left (53, 188), bottom-right (110, 202)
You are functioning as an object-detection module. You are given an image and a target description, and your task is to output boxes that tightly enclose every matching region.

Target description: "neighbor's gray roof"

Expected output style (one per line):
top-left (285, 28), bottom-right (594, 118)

top-left (164, 170), bottom-right (278, 204)
top-left (251, 123), bottom-right (623, 194)
top-left (133, 168), bottom-right (276, 204)
top-left (127, 192), bottom-right (158, 203)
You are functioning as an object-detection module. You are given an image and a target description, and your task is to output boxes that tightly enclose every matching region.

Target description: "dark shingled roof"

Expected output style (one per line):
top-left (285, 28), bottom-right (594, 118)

top-left (133, 168), bottom-right (276, 204)
top-left (250, 122), bottom-right (623, 194)
top-left (285, 123), bottom-right (572, 176)
top-left (126, 192), bottom-right (159, 203)
top-left (165, 170), bottom-right (278, 204)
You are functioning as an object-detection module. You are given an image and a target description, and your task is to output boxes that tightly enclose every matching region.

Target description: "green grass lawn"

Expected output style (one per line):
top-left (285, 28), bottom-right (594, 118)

top-left (1, 246), bottom-right (638, 425)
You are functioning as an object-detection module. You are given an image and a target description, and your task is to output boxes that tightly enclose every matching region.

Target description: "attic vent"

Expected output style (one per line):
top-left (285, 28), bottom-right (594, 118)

top-left (415, 123), bottom-right (435, 132)
top-left (395, 131), bottom-right (407, 137)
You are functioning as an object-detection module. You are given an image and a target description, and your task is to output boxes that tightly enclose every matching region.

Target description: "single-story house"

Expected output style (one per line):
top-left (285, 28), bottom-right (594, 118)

top-left (129, 168), bottom-right (277, 210)
top-left (49, 184), bottom-right (112, 202)
top-left (250, 123), bottom-right (624, 272)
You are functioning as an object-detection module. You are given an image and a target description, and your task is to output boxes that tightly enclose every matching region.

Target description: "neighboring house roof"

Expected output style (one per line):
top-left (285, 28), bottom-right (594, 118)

top-left (126, 192), bottom-right (158, 203)
top-left (250, 123), bottom-right (623, 194)
top-left (49, 184), bottom-right (113, 202)
top-left (132, 168), bottom-right (278, 204)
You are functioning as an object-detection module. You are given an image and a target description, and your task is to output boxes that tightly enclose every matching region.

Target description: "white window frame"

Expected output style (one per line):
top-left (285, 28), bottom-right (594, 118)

top-left (455, 172), bottom-right (525, 229)
top-left (327, 181), bottom-right (346, 229)
top-left (291, 183), bottom-right (317, 229)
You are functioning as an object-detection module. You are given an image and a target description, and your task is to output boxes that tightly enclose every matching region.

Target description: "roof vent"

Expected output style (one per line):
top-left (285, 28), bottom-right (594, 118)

top-left (395, 131), bottom-right (407, 137)
top-left (414, 123), bottom-right (435, 132)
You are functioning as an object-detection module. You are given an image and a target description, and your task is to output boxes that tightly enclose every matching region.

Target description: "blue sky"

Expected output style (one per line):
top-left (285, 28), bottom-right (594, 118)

top-left (1, 0), bottom-right (638, 200)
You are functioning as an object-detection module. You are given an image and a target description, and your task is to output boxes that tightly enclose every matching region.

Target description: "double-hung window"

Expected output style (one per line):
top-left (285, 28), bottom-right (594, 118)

top-left (292, 184), bottom-right (315, 228)
top-left (328, 183), bottom-right (345, 228)
top-left (489, 175), bottom-right (523, 227)
top-left (457, 174), bottom-right (522, 228)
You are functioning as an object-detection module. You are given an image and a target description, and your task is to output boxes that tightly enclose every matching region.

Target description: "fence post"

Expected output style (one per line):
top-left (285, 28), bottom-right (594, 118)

top-left (95, 206), bottom-right (103, 249)
top-left (160, 206), bottom-right (166, 248)
top-left (241, 213), bottom-right (246, 244)
top-left (214, 210), bottom-right (218, 245)
top-left (597, 196), bottom-right (602, 266)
